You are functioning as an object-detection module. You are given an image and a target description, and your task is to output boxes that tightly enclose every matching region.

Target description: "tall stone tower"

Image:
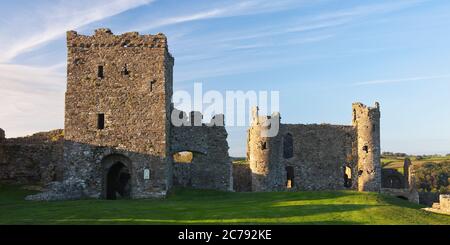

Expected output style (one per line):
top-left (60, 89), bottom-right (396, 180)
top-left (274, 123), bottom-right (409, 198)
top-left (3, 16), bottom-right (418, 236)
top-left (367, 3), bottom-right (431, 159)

top-left (64, 28), bottom-right (174, 199)
top-left (352, 102), bottom-right (381, 192)
top-left (247, 107), bottom-right (284, 191)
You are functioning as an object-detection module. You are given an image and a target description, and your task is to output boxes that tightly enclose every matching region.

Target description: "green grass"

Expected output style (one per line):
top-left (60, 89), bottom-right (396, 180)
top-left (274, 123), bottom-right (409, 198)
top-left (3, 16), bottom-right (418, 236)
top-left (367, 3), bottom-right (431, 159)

top-left (0, 185), bottom-right (449, 225)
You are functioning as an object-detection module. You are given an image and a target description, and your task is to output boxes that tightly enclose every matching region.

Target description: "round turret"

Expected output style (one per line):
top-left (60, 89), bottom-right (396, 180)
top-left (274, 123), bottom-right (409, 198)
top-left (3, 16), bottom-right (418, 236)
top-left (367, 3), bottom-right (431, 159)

top-left (352, 102), bottom-right (381, 192)
top-left (247, 107), bottom-right (284, 191)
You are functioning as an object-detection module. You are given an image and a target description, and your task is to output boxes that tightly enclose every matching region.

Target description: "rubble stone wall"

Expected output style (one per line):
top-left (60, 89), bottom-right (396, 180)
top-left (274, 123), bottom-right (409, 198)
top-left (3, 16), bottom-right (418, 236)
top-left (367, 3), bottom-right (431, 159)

top-left (439, 194), bottom-right (450, 211)
top-left (171, 112), bottom-right (232, 191)
top-left (278, 124), bottom-right (357, 191)
top-left (247, 103), bottom-right (382, 192)
top-left (353, 102), bottom-right (381, 192)
top-left (0, 130), bottom-right (64, 184)
top-left (232, 163), bottom-right (252, 192)
top-left (63, 29), bottom-right (174, 198)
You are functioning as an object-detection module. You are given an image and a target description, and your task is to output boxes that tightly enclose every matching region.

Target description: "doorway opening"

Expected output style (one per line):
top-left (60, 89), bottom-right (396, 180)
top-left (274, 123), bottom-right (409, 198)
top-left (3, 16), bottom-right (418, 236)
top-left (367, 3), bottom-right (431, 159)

top-left (286, 166), bottom-right (295, 189)
top-left (106, 162), bottom-right (131, 200)
top-left (344, 166), bottom-right (352, 188)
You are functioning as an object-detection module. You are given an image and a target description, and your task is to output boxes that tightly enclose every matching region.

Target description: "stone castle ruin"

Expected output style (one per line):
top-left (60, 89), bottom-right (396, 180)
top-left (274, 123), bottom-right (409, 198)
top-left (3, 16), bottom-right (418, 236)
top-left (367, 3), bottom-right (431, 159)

top-left (0, 28), bottom-right (411, 201)
top-left (245, 103), bottom-right (381, 192)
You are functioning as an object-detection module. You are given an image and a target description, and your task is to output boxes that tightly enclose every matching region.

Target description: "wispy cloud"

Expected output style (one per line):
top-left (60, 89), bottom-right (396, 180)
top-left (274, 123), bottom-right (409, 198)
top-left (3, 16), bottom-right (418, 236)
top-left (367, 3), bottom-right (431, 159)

top-left (312, 0), bottom-right (426, 21)
top-left (0, 0), bottom-right (154, 62)
top-left (0, 0), bottom-right (154, 137)
top-left (0, 63), bottom-right (65, 93)
top-left (166, 1), bottom-right (426, 81)
top-left (0, 64), bottom-right (66, 137)
top-left (220, 0), bottom-right (425, 43)
top-left (136, 0), bottom-right (306, 32)
top-left (353, 74), bottom-right (450, 86)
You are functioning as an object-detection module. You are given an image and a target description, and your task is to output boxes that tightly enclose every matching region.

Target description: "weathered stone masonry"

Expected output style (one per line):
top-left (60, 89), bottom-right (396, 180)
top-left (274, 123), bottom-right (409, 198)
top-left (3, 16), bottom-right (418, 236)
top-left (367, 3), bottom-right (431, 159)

top-left (0, 130), bottom-right (64, 184)
top-left (1, 28), bottom-right (391, 200)
top-left (15, 29), bottom-right (232, 200)
top-left (171, 111), bottom-right (232, 191)
top-left (247, 103), bottom-right (382, 192)
top-left (62, 28), bottom-right (175, 199)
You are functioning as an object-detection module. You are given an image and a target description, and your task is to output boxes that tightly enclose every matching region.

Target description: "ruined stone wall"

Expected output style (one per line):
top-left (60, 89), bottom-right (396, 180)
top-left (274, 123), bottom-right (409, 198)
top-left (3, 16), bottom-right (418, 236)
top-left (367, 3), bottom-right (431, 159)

top-left (278, 124), bottom-right (357, 191)
top-left (419, 192), bottom-right (440, 206)
top-left (247, 103), bottom-right (381, 192)
top-left (63, 29), bottom-right (174, 199)
top-left (439, 194), bottom-right (450, 212)
top-left (381, 169), bottom-right (405, 188)
top-left (247, 108), bottom-right (357, 192)
top-left (0, 129), bottom-right (64, 184)
top-left (172, 162), bottom-right (191, 187)
top-left (171, 111), bottom-right (232, 191)
top-left (232, 163), bottom-right (252, 192)
top-left (353, 102), bottom-right (381, 192)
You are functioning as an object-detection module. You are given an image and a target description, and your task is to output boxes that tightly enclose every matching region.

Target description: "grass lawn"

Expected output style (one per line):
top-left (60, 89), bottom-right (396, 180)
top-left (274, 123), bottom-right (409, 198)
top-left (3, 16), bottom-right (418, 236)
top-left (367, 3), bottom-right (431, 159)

top-left (0, 185), bottom-right (449, 225)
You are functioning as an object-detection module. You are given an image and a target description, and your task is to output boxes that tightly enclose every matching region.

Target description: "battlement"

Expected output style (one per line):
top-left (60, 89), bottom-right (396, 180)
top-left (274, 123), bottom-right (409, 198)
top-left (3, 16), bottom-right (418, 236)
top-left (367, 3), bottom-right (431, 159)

top-left (67, 28), bottom-right (171, 55)
top-left (172, 109), bottom-right (226, 127)
top-left (352, 102), bottom-right (380, 118)
top-left (251, 106), bottom-right (280, 127)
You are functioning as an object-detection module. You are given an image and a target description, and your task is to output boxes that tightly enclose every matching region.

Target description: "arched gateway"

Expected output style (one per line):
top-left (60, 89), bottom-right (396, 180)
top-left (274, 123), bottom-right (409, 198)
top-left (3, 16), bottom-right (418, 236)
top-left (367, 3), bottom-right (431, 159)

top-left (101, 154), bottom-right (132, 200)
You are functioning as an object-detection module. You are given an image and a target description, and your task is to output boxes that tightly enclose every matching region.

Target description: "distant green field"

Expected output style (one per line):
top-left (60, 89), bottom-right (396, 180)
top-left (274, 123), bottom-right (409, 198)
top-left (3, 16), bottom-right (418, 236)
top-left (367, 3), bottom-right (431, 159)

top-left (382, 155), bottom-right (450, 171)
top-left (0, 185), bottom-right (449, 225)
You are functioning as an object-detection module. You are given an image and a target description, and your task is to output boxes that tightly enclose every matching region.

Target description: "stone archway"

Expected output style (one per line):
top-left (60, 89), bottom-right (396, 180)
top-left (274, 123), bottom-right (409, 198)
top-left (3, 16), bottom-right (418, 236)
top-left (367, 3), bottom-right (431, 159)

top-left (101, 154), bottom-right (132, 200)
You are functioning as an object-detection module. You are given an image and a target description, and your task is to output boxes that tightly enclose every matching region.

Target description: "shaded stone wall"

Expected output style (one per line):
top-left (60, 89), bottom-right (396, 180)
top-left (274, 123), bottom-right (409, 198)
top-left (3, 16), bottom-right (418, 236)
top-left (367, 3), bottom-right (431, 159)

top-left (381, 158), bottom-right (413, 189)
top-left (63, 29), bottom-right (174, 199)
top-left (171, 111), bottom-right (232, 191)
top-left (381, 188), bottom-right (419, 204)
top-left (278, 124), bottom-right (357, 191)
top-left (172, 162), bottom-right (191, 187)
top-left (419, 192), bottom-right (440, 206)
top-left (0, 129), bottom-right (64, 184)
top-left (232, 163), bottom-right (252, 192)
top-left (381, 169), bottom-right (405, 188)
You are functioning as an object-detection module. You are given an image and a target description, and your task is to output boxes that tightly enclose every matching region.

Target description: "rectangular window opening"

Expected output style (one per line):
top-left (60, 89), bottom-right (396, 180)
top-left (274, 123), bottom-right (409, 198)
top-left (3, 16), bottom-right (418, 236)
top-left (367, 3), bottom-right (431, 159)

top-left (97, 65), bottom-right (104, 79)
top-left (97, 113), bottom-right (105, 130)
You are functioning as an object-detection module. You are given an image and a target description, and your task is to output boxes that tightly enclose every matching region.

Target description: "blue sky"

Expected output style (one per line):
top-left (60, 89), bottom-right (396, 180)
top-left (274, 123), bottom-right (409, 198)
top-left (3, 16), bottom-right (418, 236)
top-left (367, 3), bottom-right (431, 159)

top-left (1, 0), bottom-right (450, 156)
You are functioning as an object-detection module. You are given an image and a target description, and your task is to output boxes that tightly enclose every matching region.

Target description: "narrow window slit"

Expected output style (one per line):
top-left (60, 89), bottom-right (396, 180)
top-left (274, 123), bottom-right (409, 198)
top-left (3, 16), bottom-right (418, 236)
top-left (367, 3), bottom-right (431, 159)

top-left (97, 113), bottom-right (105, 130)
top-left (97, 65), bottom-right (104, 79)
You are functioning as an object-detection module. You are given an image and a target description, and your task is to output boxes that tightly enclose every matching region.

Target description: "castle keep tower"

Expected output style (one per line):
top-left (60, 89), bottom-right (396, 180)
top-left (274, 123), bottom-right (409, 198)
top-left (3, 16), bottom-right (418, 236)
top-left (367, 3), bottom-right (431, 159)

top-left (352, 102), bottom-right (381, 192)
top-left (64, 28), bottom-right (174, 199)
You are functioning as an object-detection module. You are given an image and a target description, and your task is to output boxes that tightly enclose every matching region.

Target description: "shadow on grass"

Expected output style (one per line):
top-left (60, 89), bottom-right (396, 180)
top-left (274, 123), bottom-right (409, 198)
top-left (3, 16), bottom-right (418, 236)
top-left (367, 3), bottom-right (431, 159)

top-left (377, 193), bottom-right (424, 209)
top-left (0, 185), bottom-right (428, 225)
top-left (30, 202), bottom-right (380, 225)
